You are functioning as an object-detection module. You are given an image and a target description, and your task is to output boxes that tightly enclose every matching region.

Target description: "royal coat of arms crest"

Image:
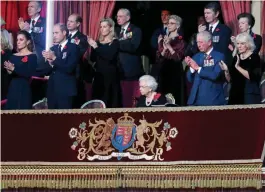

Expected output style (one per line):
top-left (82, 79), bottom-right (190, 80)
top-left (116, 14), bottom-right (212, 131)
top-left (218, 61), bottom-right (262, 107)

top-left (69, 113), bottom-right (178, 161)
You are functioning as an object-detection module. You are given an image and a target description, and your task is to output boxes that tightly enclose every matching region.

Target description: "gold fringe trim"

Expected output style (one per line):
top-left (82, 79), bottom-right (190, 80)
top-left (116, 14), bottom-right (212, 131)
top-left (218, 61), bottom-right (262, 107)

top-left (1, 104), bottom-right (265, 114)
top-left (1, 163), bottom-right (262, 189)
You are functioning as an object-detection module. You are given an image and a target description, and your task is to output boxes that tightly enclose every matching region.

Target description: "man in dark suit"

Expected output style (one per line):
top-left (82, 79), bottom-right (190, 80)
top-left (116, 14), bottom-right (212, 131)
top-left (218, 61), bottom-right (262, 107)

top-left (18, 1), bottom-right (47, 104)
top-left (116, 8), bottom-right (144, 107)
top-left (185, 31), bottom-right (226, 106)
top-left (202, 2), bottom-right (232, 63)
top-left (150, 10), bottom-right (170, 51)
top-left (18, 1), bottom-right (46, 68)
top-left (67, 14), bottom-right (89, 108)
top-left (41, 24), bottom-right (79, 109)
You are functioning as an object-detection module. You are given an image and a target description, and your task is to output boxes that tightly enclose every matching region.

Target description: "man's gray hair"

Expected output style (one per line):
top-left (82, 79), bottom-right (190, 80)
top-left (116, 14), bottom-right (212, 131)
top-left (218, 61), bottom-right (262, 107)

top-left (197, 31), bottom-right (212, 42)
top-left (139, 75), bottom-right (158, 91)
top-left (118, 8), bottom-right (131, 17)
top-left (236, 32), bottom-right (256, 52)
top-left (30, 1), bottom-right (42, 9)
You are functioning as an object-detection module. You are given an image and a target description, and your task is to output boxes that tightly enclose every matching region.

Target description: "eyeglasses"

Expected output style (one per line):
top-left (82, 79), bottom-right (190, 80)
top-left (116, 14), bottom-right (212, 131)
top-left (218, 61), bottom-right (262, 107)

top-left (139, 85), bottom-right (149, 89)
top-left (168, 22), bottom-right (177, 25)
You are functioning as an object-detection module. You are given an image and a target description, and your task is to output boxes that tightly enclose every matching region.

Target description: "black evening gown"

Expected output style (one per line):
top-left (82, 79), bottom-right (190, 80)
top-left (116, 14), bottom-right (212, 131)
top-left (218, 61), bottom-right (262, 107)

top-left (91, 39), bottom-right (122, 108)
top-left (6, 54), bottom-right (37, 109)
top-left (229, 53), bottom-right (261, 104)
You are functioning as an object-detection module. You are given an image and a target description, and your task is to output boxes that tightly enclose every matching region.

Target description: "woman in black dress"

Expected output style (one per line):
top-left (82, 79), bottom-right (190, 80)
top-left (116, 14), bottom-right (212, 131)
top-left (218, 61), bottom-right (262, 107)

top-left (136, 75), bottom-right (167, 107)
top-left (88, 18), bottom-right (121, 108)
top-left (4, 30), bottom-right (37, 109)
top-left (1, 28), bottom-right (13, 100)
top-left (220, 33), bottom-right (261, 104)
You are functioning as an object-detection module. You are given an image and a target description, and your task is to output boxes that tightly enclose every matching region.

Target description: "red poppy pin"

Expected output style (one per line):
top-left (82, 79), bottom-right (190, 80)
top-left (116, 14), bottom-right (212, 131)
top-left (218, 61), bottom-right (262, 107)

top-left (178, 35), bottom-right (183, 40)
top-left (1, 50), bottom-right (5, 54)
top-left (21, 56), bottom-right (28, 63)
top-left (215, 28), bottom-right (220, 32)
top-left (253, 34), bottom-right (256, 39)
top-left (127, 27), bottom-right (131, 32)
top-left (206, 55), bottom-right (212, 60)
top-left (63, 45), bottom-right (67, 50)
top-left (37, 19), bottom-right (41, 23)
top-left (74, 37), bottom-right (79, 41)
top-left (153, 93), bottom-right (161, 102)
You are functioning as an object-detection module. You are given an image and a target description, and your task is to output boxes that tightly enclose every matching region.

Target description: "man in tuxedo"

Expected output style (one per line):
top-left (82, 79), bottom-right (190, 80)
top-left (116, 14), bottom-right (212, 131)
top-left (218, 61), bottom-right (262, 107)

top-left (42, 24), bottom-right (79, 109)
top-left (116, 8), bottom-right (144, 107)
top-left (67, 14), bottom-right (89, 108)
top-left (18, 1), bottom-right (46, 68)
top-left (201, 2), bottom-right (232, 63)
top-left (185, 31), bottom-right (225, 106)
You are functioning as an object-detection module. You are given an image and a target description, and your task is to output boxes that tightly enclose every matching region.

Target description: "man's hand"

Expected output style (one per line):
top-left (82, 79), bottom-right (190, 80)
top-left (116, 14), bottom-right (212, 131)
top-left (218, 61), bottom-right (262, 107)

top-left (185, 56), bottom-right (199, 70)
top-left (198, 24), bottom-right (206, 33)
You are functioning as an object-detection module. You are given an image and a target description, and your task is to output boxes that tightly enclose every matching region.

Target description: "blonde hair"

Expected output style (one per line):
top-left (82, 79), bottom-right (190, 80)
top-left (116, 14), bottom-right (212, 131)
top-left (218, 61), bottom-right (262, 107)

top-left (236, 32), bottom-right (256, 52)
top-left (169, 15), bottom-right (182, 28)
top-left (1, 29), bottom-right (13, 50)
top-left (98, 18), bottom-right (116, 42)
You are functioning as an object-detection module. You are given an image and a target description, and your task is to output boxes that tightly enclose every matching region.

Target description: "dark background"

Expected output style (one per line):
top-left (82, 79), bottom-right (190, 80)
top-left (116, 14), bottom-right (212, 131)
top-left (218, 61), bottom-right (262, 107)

top-left (112, 1), bottom-right (224, 57)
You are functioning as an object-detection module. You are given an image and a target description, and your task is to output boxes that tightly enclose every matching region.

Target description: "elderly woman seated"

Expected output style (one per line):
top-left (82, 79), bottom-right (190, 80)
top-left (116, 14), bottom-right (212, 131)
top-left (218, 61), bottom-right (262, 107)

top-left (136, 75), bottom-right (167, 107)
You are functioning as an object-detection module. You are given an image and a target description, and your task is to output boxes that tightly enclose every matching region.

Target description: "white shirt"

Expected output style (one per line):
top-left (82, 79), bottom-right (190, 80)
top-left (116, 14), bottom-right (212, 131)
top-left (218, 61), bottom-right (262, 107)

top-left (69, 30), bottom-right (78, 38)
top-left (121, 22), bottom-right (130, 35)
top-left (29, 15), bottom-right (40, 33)
top-left (209, 20), bottom-right (219, 33)
top-left (59, 40), bottom-right (68, 51)
top-left (190, 47), bottom-right (213, 73)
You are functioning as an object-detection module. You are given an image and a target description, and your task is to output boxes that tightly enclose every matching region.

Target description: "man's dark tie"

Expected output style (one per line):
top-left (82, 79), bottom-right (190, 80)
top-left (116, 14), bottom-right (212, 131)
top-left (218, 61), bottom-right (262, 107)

top-left (163, 27), bottom-right (167, 35)
top-left (31, 20), bottom-right (35, 31)
top-left (57, 45), bottom-right (62, 56)
top-left (119, 28), bottom-right (125, 38)
top-left (209, 26), bottom-right (213, 34)
top-left (68, 34), bottom-right (72, 41)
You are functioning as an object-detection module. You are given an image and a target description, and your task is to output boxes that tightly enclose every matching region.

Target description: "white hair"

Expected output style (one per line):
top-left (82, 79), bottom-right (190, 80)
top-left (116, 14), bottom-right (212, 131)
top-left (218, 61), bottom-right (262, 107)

top-left (236, 32), bottom-right (256, 52)
top-left (197, 31), bottom-right (212, 42)
top-left (118, 8), bottom-right (131, 17)
top-left (169, 15), bottom-right (182, 28)
top-left (139, 75), bottom-right (158, 91)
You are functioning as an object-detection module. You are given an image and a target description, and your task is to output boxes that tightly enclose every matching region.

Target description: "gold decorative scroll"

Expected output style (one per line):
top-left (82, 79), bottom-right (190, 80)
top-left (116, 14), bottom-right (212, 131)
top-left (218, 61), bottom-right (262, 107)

top-left (1, 163), bottom-right (262, 189)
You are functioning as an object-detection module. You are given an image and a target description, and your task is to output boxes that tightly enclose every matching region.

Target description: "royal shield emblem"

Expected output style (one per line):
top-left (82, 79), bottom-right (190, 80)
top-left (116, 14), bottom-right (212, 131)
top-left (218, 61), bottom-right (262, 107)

top-left (69, 113), bottom-right (178, 161)
top-left (111, 113), bottom-right (136, 159)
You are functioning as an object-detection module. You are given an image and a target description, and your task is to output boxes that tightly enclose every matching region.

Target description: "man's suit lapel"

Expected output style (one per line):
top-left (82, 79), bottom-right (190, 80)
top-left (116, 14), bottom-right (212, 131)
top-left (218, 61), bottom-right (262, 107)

top-left (125, 23), bottom-right (132, 34)
top-left (71, 31), bottom-right (80, 39)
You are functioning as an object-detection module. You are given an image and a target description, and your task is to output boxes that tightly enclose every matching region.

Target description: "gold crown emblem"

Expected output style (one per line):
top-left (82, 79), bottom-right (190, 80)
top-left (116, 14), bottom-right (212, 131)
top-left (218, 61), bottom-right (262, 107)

top-left (117, 113), bottom-right (135, 127)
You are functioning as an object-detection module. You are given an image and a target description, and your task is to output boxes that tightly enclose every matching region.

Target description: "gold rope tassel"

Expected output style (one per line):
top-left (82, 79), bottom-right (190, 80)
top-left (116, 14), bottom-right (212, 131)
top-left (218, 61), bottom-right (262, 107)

top-left (1, 163), bottom-right (263, 189)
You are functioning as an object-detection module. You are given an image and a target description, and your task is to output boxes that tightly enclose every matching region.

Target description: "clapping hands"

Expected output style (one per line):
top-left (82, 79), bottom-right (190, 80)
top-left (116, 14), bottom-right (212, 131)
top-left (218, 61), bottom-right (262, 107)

top-left (4, 61), bottom-right (15, 74)
top-left (18, 17), bottom-right (30, 31)
top-left (87, 36), bottom-right (98, 49)
top-left (184, 56), bottom-right (199, 70)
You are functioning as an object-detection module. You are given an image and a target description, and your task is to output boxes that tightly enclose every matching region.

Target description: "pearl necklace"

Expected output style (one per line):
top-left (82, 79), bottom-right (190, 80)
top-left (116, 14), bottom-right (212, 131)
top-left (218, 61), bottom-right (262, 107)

top-left (145, 92), bottom-right (155, 106)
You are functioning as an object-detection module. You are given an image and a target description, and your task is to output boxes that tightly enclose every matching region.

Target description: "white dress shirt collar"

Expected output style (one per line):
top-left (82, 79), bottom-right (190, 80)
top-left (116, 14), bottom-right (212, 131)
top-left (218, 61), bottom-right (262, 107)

top-left (69, 30), bottom-right (78, 38)
top-left (209, 20), bottom-right (219, 33)
top-left (59, 40), bottom-right (68, 51)
top-left (206, 47), bottom-right (213, 55)
top-left (122, 22), bottom-right (130, 33)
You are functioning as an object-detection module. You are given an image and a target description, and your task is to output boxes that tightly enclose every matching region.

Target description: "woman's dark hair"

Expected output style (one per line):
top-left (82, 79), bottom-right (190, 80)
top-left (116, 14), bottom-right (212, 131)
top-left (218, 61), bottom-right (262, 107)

top-left (17, 30), bottom-right (34, 52)
top-left (237, 12), bottom-right (255, 29)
